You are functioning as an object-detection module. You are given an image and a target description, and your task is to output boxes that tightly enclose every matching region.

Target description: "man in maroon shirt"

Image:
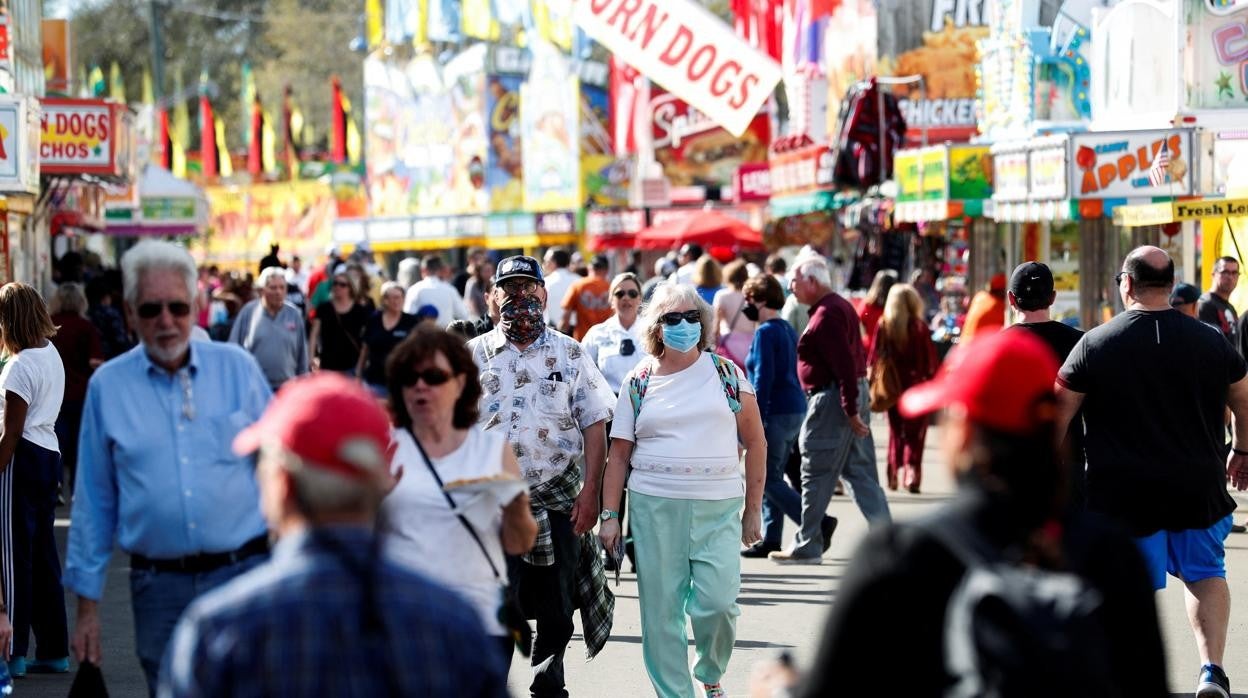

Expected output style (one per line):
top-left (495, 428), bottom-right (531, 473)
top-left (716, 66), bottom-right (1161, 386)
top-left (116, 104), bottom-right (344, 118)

top-left (770, 257), bottom-right (891, 564)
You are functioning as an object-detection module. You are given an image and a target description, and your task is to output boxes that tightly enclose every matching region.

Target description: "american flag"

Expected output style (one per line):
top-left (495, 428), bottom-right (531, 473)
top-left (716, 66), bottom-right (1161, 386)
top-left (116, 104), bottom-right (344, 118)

top-left (1148, 141), bottom-right (1172, 186)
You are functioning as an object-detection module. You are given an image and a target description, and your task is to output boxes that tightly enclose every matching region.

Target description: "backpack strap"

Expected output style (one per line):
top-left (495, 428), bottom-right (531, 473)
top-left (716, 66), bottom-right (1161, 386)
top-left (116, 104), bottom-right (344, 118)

top-left (628, 358), bottom-right (655, 420)
top-left (709, 353), bottom-right (742, 414)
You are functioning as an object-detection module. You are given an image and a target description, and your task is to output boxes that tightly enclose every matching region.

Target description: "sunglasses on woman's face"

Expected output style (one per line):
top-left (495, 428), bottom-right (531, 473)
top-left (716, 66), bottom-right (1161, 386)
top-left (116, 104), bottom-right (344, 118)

top-left (332, 280), bottom-right (351, 288)
top-left (660, 310), bottom-right (701, 326)
top-left (614, 289), bottom-right (640, 299)
top-left (400, 368), bottom-right (452, 388)
top-left (137, 300), bottom-right (192, 319)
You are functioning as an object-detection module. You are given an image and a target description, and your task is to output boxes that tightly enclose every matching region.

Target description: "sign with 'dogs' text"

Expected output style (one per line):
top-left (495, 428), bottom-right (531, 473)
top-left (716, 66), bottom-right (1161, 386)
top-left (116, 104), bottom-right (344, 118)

top-left (574, 0), bottom-right (782, 137)
top-left (40, 98), bottom-right (122, 176)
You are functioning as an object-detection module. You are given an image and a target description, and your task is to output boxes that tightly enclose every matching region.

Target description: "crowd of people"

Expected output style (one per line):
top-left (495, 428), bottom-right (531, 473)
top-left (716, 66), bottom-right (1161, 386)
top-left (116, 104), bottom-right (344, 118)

top-left (0, 235), bottom-right (1239, 697)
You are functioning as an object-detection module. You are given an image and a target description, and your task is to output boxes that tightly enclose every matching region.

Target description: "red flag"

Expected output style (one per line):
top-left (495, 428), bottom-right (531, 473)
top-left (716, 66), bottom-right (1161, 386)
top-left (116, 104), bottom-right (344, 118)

top-left (330, 76), bottom-right (346, 164)
top-left (810, 0), bottom-right (841, 19)
top-left (247, 96), bottom-right (263, 175)
top-left (200, 94), bottom-right (217, 179)
top-left (157, 108), bottom-right (171, 170)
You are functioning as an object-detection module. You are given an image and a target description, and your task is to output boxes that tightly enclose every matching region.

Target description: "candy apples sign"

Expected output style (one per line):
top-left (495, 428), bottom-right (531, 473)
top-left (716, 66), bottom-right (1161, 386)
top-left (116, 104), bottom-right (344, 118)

top-left (40, 99), bottom-right (124, 176)
top-left (574, 0), bottom-right (782, 136)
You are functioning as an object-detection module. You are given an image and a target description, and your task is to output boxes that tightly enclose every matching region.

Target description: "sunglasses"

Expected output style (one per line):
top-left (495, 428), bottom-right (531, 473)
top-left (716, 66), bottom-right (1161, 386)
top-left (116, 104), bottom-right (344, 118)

top-left (500, 279), bottom-right (541, 295)
top-left (137, 301), bottom-right (192, 319)
top-left (1114, 271), bottom-right (1128, 285)
top-left (613, 289), bottom-right (640, 299)
top-left (332, 280), bottom-right (351, 288)
top-left (400, 368), bottom-right (452, 387)
top-left (660, 310), bottom-right (702, 326)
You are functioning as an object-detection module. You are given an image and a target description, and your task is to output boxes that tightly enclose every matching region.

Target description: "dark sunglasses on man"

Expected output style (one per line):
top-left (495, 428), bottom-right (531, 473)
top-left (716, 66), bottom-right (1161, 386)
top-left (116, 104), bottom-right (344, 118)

top-left (660, 310), bottom-right (701, 326)
top-left (137, 301), bottom-right (193, 319)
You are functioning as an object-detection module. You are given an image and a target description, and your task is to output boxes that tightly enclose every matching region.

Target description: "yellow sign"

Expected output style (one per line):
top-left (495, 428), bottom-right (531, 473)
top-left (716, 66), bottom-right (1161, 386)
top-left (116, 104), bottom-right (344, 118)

top-left (1115, 198), bottom-right (1248, 227)
top-left (895, 147), bottom-right (947, 202)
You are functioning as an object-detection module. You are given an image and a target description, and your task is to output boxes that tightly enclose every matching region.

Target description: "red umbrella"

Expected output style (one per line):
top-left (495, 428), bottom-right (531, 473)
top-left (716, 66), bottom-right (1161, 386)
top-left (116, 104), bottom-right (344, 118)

top-left (635, 211), bottom-right (764, 250)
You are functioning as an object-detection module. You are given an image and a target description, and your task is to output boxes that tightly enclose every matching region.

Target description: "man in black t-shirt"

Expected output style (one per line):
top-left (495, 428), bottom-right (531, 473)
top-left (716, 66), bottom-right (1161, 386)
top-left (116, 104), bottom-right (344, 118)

top-left (1056, 246), bottom-right (1248, 698)
top-left (1004, 261), bottom-right (1086, 505)
top-left (1198, 255), bottom-right (1239, 344)
top-left (751, 332), bottom-right (1167, 697)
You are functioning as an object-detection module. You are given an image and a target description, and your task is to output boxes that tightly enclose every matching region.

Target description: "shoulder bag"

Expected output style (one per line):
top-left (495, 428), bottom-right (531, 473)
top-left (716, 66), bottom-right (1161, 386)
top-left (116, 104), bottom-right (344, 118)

top-left (405, 427), bottom-right (533, 656)
top-left (869, 334), bottom-right (903, 413)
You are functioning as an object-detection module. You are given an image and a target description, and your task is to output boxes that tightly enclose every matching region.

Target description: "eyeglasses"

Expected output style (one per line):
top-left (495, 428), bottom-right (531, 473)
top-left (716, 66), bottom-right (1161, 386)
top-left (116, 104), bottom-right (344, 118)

top-left (1114, 271), bottom-right (1129, 286)
top-left (137, 300), bottom-right (192, 319)
top-left (332, 280), bottom-right (351, 288)
top-left (660, 310), bottom-right (702, 326)
top-left (613, 289), bottom-right (640, 299)
top-left (399, 368), bottom-right (452, 388)
top-left (500, 279), bottom-right (541, 295)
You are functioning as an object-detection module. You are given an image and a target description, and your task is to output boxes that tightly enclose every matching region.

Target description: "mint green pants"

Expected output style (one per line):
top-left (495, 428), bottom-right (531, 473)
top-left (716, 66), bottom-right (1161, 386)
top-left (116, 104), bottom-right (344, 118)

top-left (629, 491), bottom-right (743, 698)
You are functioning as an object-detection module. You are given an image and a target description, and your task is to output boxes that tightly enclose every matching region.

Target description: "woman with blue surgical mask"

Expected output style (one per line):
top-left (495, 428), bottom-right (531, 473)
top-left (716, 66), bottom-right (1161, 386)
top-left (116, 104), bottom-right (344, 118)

top-left (598, 282), bottom-right (766, 698)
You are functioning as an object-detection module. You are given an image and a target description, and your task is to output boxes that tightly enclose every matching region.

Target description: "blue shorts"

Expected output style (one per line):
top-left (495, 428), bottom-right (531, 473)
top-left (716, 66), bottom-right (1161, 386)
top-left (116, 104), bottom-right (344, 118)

top-left (1134, 514), bottom-right (1234, 590)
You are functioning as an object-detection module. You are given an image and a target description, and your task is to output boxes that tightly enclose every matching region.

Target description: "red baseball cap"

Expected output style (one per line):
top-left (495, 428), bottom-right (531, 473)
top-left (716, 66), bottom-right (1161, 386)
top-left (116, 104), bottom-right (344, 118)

top-left (233, 373), bottom-right (392, 480)
top-left (899, 330), bottom-right (1059, 435)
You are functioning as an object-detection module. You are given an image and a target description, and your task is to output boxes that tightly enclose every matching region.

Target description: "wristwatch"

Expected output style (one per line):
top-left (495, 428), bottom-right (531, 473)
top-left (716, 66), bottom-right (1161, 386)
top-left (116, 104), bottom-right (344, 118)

top-left (599, 509), bottom-right (619, 522)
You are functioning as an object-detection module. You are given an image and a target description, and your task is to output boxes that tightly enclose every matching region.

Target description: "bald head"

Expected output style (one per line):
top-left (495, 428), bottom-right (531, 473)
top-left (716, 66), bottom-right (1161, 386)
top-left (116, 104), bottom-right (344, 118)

top-left (1120, 246), bottom-right (1175, 306)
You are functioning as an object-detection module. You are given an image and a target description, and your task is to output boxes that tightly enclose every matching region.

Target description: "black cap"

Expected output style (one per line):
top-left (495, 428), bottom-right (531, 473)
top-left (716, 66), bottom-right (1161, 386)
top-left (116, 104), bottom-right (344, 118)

top-left (591, 254), bottom-right (609, 270)
top-left (494, 255), bottom-right (544, 284)
top-left (1170, 282), bottom-right (1200, 307)
top-left (1009, 262), bottom-right (1054, 309)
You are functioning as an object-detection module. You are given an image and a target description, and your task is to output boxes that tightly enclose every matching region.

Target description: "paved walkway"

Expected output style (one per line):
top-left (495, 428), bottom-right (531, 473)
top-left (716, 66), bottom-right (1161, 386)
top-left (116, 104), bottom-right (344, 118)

top-left (16, 419), bottom-right (1248, 696)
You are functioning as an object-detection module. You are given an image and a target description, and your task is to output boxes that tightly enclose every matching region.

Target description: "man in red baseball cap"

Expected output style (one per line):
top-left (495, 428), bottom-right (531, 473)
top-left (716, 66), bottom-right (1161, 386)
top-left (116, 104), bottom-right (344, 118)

top-left (754, 331), bottom-right (1166, 696)
top-left (159, 373), bottom-right (508, 697)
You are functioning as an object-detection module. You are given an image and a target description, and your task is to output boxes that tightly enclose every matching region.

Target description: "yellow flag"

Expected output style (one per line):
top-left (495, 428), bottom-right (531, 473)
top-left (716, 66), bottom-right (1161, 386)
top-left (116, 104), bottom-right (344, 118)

top-left (262, 111), bottom-right (277, 173)
top-left (141, 68), bottom-right (153, 105)
top-left (215, 119), bottom-right (233, 177)
top-left (346, 117), bottom-right (361, 166)
top-left (172, 71), bottom-right (190, 148)
top-left (109, 62), bottom-right (124, 102)
top-left (88, 66), bottom-right (106, 97)
top-left (172, 140), bottom-right (187, 178)
top-left (462, 0), bottom-right (498, 40)
top-left (365, 0), bottom-right (383, 49)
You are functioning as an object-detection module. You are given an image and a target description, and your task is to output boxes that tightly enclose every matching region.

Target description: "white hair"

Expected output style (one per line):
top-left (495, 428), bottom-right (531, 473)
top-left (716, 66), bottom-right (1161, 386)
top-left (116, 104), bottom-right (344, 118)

top-left (380, 280), bottom-right (404, 298)
top-left (396, 257), bottom-right (421, 289)
top-left (793, 257), bottom-right (833, 290)
top-left (638, 282), bottom-right (715, 356)
top-left (261, 444), bottom-right (378, 516)
top-left (256, 266), bottom-right (287, 288)
top-left (121, 240), bottom-right (197, 307)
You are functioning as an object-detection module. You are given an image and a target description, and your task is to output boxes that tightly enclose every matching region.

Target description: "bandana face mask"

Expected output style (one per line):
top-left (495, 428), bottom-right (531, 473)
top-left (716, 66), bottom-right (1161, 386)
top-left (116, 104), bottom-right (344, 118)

top-left (499, 293), bottom-right (545, 345)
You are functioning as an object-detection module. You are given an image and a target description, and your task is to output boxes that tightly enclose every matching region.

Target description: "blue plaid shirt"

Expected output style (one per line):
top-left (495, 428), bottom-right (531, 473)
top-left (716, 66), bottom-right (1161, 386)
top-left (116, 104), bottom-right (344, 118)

top-left (158, 526), bottom-right (508, 698)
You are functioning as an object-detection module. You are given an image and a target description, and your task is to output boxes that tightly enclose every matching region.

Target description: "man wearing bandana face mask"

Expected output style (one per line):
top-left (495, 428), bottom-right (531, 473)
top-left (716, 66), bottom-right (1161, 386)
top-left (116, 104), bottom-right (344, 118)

top-left (467, 256), bottom-right (617, 696)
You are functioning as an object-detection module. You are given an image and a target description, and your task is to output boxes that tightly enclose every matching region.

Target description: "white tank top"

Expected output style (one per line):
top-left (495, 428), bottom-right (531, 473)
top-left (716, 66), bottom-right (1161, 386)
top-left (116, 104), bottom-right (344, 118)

top-left (381, 425), bottom-right (511, 636)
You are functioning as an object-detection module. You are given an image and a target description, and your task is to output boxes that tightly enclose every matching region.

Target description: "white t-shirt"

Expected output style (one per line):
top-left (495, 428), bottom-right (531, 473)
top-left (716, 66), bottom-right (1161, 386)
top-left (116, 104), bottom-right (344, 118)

top-left (381, 426), bottom-right (518, 637)
top-left (610, 352), bottom-right (754, 500)
top-left (403, 277), bottom-right (470, 326)
top-left (581, 315), bottom-right (648, 395)
top-left (0, 343), bottom-right (65, 453)
top-left (543, 268), bottom-right (578, 327)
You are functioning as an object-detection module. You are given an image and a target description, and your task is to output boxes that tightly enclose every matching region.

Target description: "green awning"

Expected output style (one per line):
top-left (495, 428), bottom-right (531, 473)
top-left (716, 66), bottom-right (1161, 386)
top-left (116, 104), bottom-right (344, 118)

top-left (770, 190), bottom-right (859, 219)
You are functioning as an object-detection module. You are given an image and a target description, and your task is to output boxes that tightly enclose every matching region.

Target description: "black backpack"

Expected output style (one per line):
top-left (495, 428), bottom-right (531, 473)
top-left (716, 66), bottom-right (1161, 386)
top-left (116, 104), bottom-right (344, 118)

top-left (930, 519), bottom-right (1118, 698)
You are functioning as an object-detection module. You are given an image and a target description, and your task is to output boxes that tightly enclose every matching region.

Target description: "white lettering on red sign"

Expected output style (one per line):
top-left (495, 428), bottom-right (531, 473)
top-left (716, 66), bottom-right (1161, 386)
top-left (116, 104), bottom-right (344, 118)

top-left (574, 0), bottom-right (782, 137)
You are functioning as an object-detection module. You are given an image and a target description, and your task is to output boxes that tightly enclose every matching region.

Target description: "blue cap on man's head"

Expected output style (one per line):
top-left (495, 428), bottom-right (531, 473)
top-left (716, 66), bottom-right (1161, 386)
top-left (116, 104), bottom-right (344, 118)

top-left (1170, 282), bottom-right (1200, 307)
top-left (494, 256), bottom-right (544, 284)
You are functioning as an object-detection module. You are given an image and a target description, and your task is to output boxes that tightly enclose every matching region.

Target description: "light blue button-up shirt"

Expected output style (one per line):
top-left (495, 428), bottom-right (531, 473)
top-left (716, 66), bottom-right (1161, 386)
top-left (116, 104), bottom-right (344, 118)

top-left (65, 341), bottom-right (273, 600)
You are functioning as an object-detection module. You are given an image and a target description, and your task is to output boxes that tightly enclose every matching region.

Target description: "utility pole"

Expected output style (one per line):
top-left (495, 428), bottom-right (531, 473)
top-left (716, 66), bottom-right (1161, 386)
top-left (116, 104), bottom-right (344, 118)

top-left (148, 0), bottom-right (164, 102)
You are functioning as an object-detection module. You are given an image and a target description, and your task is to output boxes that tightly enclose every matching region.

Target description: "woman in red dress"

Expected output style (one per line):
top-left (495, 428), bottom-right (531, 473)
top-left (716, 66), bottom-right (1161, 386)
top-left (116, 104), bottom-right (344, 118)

top-left (868, 284), bottom-right (938, 493)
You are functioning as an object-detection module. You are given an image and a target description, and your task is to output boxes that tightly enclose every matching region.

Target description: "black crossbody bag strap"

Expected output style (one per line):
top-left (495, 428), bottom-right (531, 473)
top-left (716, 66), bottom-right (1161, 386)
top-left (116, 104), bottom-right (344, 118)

top-left (405, 427), bottom-right (504, 581)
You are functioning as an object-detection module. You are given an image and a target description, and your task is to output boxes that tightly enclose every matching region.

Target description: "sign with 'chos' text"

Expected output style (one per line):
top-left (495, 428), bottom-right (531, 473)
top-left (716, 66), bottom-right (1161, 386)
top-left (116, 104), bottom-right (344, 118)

top-left (40, 98), bottom-right (126, 176)
top-left (574, 0), bottom-right (782, 137)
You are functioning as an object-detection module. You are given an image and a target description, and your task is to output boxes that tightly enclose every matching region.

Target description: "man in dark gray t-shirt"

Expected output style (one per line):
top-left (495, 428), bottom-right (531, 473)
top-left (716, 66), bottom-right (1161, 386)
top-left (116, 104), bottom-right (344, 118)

top-left (229, 266), bottom-right (309, 391)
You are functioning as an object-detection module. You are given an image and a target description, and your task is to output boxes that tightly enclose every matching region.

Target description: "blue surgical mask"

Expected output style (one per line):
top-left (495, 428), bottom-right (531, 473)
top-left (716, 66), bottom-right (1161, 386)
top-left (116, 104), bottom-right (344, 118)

top-left (661, 319), bottom-right (702, 353)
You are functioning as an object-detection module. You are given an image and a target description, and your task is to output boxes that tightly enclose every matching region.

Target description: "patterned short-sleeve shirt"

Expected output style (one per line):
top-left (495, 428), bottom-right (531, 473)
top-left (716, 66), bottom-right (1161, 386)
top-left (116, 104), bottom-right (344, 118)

top-left (468, 328), bottom-right (615, 485)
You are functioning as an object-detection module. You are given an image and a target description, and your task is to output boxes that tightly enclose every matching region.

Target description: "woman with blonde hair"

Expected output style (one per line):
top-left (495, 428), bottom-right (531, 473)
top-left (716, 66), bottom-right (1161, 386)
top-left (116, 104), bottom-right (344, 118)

top-left (692, 255), bottom-right (724, 306)
top-left (712, 259), bottom-right (757, 368)
top-left (0, 283), bottom-right (68, 676)
top-left (867, 283), bottom-right (937, 493)
top-left (599, 282), bottom-right (765, 698)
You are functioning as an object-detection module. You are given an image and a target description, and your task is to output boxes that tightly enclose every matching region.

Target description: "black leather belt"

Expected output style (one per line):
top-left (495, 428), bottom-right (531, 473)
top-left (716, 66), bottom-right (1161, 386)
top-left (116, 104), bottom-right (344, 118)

top-left (131, 534), bottom-right (270, 574)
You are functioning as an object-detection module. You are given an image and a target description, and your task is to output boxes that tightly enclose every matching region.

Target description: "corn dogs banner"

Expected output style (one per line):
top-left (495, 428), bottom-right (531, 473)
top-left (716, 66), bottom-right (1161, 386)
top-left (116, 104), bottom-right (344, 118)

top-left (574, 0), bottom-right (781, 137)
